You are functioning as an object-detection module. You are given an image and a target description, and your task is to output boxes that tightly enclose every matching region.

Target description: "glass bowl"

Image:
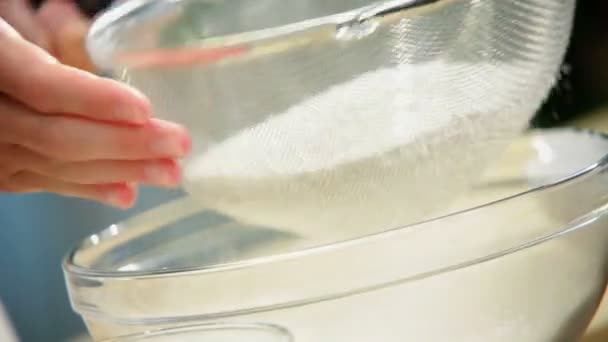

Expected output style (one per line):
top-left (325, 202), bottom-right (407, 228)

top-left (101, 323), bottom-right (291, 342)
top-left (84, 0), bottom-right (576, 240)
top-left (63, 128), bottom-right (608, 341)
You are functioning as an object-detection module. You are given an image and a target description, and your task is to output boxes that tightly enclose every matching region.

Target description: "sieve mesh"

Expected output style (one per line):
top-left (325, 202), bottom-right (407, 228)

top-left (88, 0), bottom-right (575, 240)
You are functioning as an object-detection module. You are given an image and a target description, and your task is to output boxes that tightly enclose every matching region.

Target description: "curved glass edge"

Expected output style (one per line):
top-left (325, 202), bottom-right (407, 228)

top-left (86, 0), bottom-right (149, 69)
top-left (100, 322), bottom-right (293, 342)
top-left (85, 0), bottom-right (445, 70)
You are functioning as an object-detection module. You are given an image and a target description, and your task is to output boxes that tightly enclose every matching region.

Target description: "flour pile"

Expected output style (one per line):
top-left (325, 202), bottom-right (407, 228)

top-left (183, 60), bottom-right (554, 239)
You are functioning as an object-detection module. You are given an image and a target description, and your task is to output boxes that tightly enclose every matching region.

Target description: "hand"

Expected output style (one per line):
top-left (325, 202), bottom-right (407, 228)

top-left (0, 18), bottom-right (191, 208)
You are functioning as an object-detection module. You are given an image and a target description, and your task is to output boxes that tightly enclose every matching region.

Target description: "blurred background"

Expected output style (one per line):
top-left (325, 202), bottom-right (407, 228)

top-left (532, 0), bottom-right (608, 129)
top-left (1, 0), bottom-right (608, 341)
top-left (0, 187), bottom-right (183, 342)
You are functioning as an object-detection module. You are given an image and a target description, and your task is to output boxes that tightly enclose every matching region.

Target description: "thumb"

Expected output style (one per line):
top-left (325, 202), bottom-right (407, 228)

top-left (37, 0), bottom-right (95, 72)
top-left (0, 0), bottom-right (51, 50)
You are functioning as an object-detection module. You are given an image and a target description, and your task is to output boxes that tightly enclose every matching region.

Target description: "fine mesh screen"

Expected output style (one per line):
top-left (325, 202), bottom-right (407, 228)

top-left (88, 0), bottom-right (575, 240)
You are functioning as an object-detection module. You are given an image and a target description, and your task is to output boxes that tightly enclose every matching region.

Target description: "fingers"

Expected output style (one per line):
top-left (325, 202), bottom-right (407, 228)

top-left (0, 144), bottom-right (181, 187)
top-left (0, 18), bottom-right (151, 124)
top-left (47, 159), bottom-right (182, 187)
top-left (0, 11), bottom-right (190, 209)
top-left (0, 172), bottom-right (137, 208)
top-left (0, 95), bottom-right (191, 162)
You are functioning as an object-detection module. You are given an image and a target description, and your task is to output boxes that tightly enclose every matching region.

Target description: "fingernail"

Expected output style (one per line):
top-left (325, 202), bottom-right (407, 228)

top-left (105, 184), bottom-right (135, 208)
top-left (144, 161), bottom-right (180, 187)
top-left (116, 85), bottom-right (151, 124)
top-left (115, 104), bottom-right (149, 125)
top-left (150, 125), bottom-right (191, 157)
top-left (181, 132), bottom-right (192, 154)
top-left (125, 86), bottom-right (151, 107)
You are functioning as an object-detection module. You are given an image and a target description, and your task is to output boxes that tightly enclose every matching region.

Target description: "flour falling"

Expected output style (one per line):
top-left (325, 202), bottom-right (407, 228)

top-left (184, 60), bottom-right (555, 240)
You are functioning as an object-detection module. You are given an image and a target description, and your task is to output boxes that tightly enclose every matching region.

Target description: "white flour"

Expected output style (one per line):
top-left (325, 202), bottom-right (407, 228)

top-left (184, 60), bottom-right (554, 239)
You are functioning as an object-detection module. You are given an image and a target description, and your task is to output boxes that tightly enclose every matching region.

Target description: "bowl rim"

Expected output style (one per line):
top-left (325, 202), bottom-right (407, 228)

top-left (99, 322), bottom-right (293, 342)
top-left (63, 128), bottom-right (608, 279)
top-left (85, 0), bottom-right (445, 70)
top-left (63, 128), bottom-right (608, 321)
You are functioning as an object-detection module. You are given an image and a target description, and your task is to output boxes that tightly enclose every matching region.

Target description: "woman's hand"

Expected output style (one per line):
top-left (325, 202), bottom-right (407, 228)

top-left (0, 14), bottom-right (191, 208)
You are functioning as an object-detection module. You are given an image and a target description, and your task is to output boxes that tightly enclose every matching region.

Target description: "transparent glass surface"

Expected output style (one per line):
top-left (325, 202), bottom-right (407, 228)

top-left (65, 129), bottom-right (608, 341)
top-left (85, 0), bottom-right (576, 241)
top-left (101, 323), bottom-right (291, 342)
